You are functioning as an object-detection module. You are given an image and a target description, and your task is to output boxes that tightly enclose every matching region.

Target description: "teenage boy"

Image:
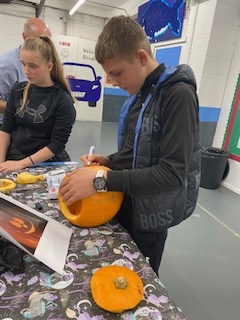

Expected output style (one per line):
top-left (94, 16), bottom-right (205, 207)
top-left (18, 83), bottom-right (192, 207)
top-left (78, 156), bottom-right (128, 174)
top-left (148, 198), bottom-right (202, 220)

top-left (59, 15), bottom-right (201, 275)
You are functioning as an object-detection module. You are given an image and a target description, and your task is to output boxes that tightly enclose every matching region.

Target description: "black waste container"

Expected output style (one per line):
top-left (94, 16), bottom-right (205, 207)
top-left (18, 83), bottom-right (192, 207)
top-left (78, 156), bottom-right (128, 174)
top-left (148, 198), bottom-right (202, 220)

top-left (200, 146), bottom-right (230, 189)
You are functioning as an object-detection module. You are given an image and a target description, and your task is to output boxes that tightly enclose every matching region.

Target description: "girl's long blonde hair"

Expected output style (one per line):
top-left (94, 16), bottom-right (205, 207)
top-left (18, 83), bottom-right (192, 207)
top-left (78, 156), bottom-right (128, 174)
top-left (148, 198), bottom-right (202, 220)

top-left (19, 36), bottom-right (74, 112)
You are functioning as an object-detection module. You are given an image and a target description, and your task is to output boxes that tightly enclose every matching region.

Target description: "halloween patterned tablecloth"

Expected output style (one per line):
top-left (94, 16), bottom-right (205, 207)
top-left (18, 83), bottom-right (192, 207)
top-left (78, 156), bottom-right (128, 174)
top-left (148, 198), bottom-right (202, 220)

top-left (0, 163), bottom-right (186, 320)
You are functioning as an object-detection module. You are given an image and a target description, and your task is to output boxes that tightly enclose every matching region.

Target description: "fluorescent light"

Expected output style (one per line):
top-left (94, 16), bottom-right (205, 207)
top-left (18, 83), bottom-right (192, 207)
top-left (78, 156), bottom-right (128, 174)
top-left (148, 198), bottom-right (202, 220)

top-left (69, 0), bottom-right (86, 16)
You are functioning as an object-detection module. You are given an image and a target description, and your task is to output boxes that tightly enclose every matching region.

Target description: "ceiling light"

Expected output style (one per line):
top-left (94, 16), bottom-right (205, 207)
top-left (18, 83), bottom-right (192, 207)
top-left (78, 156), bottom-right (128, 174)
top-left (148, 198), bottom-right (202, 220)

top-left (69, 0), bottom-right (86, 16)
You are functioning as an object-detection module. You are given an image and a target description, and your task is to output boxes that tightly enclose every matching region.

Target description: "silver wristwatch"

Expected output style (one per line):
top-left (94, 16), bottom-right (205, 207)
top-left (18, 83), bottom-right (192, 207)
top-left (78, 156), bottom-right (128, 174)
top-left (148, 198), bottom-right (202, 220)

top-left (92, 170), bottom-right (107, 192)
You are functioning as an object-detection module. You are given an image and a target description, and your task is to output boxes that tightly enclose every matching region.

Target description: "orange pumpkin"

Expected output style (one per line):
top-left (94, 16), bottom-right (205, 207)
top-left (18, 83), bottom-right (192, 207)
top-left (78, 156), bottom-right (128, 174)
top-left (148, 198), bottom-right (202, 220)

top-left (58, 166), bottom-right (123, 227)
top-left (0, 179), bottom-right (16, 192)
top-left (90, 265), bottom-right (144, 313)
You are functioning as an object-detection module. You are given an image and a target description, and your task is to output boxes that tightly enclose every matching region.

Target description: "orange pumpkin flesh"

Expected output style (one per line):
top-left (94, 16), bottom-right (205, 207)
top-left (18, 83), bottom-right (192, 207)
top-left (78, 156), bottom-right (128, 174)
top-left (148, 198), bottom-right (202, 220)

top-left (90, 265), bottom-right (144, 313)
top-left (0, 179), bottom-right (16, 192)
top-left (58, 166), bottom-right (124, 227)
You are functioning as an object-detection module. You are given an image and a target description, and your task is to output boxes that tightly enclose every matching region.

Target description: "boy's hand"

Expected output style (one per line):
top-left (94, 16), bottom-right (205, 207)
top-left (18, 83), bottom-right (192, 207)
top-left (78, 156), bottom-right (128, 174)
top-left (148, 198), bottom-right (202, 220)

top-left (59, 168), bottom-right (97, 206)
top-left (80, 153), bottom-right (110, 167)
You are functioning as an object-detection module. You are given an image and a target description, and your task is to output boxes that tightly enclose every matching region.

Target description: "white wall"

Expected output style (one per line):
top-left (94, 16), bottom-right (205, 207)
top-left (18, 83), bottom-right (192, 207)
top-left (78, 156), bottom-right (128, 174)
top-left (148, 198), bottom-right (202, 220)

top-left (148, 0), bottom-right (240, 195)
top-left (0, 6), bottom-right (33, 53)
top-left (0, 2), bottom-right (105, 55)
top-left (173, 0), bottom-right (240, 195)
top-left (192, 0), bottom-right (240, 195)
top-left (182, 0), bottom-right (217, 90)
top-left (212, 0), bottom-right (240, 194)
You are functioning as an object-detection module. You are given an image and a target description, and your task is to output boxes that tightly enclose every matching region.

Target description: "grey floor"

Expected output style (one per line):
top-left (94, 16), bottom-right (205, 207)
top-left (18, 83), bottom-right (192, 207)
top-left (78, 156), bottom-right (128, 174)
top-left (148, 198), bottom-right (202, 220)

top-left (66, 121), bottom-right (240, 320)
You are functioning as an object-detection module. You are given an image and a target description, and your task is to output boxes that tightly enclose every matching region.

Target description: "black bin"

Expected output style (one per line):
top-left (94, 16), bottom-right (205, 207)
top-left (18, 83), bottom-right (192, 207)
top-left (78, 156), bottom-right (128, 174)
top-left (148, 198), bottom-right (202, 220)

top-left (200, 146), bottom-right (230, 189)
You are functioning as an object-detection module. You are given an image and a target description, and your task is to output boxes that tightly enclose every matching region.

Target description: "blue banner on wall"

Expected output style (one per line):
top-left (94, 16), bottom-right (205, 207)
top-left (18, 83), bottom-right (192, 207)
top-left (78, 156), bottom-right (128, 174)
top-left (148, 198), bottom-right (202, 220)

top-left (138, 0), bottom-right (186, 43)
top-left (155, 46), bottom-right (181, 66)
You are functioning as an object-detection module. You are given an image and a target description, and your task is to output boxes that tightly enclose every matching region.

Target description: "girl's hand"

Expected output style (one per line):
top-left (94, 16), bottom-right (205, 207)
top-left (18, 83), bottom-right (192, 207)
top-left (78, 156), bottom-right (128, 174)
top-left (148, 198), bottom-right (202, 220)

top-left (0, 159), bottom-right (29, 173)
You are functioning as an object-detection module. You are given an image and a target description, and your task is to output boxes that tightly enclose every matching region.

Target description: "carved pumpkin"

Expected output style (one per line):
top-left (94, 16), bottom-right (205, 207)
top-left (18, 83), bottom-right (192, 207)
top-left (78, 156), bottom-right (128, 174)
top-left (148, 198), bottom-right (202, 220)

top-left (0, 179), bottom-right (16, 192)
top-left (58, 166), bottom-right (123, 227)
top-left (90, 265), bottom-right (144, 313)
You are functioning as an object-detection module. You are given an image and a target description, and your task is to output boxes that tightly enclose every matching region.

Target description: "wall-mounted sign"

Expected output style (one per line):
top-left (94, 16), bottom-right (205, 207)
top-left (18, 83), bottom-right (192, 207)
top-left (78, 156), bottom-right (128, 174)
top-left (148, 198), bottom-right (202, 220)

top-left (154, 45), bottom-right (181, 66)
top-left (138, 0), bottom-right (186, 43)
top-left (53, 35), bottom-right (104, 121)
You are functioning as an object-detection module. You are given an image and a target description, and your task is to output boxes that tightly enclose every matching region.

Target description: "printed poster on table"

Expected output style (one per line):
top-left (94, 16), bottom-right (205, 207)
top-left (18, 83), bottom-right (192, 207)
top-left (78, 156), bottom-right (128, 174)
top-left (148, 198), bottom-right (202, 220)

top-left (0, 192), bottom-right (72, 274)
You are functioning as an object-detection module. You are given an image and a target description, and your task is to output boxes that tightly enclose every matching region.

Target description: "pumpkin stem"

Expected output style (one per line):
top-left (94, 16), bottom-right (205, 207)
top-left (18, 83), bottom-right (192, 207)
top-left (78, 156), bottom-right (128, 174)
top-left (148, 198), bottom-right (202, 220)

top-left (113, 276), bottom-right (127, 289)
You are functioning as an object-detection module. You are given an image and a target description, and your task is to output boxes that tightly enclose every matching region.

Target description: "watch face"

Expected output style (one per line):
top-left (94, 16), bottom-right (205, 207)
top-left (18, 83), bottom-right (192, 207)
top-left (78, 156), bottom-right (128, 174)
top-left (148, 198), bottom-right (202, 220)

top-left (93, 176), bottom-right (106, 191)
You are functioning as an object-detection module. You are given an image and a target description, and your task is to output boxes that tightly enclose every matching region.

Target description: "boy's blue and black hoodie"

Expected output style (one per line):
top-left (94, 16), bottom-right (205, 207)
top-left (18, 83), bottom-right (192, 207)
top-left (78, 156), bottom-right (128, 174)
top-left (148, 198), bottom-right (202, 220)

top-left (107, 63), bottom-right (201, 232)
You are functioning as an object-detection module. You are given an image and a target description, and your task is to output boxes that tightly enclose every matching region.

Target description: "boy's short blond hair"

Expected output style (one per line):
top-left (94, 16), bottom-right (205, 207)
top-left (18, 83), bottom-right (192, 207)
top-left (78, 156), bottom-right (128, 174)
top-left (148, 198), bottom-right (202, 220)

top-left (95, 15), bottom-right (153, 64)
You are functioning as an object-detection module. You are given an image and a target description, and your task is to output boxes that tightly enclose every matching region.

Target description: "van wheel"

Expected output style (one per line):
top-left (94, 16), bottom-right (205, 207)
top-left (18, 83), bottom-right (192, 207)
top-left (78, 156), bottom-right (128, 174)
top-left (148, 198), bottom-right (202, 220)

top-left (88, 102), bottom-right (96, 107)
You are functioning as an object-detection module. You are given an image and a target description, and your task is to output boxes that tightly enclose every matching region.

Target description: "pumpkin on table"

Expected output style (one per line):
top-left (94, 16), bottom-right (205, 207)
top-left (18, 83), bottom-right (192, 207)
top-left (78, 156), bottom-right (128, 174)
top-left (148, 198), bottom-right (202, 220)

top-left (90, 265), bottom-right (144, 313)
top-left (58, 166), bottom-right (124, 227)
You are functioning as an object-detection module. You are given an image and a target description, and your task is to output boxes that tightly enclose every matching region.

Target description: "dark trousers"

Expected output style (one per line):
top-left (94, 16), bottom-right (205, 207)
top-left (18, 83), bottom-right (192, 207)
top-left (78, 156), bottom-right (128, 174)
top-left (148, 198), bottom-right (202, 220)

top-left (116, 196), bottom-right (168, 275)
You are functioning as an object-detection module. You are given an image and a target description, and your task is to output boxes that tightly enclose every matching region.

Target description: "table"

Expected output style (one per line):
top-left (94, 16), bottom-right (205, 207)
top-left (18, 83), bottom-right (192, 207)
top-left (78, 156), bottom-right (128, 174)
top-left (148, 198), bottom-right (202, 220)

top-left (0, 163), bottom-right (187, 320)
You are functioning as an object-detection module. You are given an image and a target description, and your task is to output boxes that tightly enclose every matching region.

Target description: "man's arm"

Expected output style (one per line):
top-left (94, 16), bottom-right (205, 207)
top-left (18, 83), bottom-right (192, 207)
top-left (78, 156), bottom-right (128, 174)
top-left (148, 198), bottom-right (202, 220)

top-left (0, 100), bottom-right (7, 113)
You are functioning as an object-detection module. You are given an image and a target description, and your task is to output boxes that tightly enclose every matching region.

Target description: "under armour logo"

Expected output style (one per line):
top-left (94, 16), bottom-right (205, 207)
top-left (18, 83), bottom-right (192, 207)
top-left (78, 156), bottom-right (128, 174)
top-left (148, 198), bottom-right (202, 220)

top-left (17, 100), bottom-right (47, 123)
